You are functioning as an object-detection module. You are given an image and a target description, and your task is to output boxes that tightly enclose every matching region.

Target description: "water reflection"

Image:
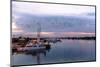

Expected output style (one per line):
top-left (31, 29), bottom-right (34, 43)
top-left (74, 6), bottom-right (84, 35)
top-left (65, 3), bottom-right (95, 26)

top-left (12, 43), bottom-right (51, 64)
top-left (12, 39), bottom-right (95, 66)
top-left (25, 49), bottom-right (46, 64)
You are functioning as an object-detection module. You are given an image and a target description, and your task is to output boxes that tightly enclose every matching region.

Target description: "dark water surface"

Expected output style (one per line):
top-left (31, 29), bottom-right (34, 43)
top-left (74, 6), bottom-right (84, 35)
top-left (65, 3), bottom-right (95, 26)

top-left (11, 39), bottom-right (96, 66)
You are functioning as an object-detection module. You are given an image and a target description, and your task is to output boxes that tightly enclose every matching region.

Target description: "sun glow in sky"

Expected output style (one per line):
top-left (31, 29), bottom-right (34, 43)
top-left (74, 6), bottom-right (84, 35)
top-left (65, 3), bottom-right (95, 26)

top-left (12, 1), bottom-right (95, 37)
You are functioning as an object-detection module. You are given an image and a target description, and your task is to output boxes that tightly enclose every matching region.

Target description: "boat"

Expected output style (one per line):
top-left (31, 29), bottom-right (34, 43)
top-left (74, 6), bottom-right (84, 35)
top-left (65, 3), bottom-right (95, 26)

top-left (23, 43), bottom-right (45, 51)
top-left (23, 23), bottom-right (46, 51)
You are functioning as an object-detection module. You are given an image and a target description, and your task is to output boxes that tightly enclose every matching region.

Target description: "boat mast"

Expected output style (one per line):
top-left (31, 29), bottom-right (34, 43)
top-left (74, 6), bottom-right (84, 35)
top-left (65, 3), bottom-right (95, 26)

top-left (37, 22), bottom-right (41, 44)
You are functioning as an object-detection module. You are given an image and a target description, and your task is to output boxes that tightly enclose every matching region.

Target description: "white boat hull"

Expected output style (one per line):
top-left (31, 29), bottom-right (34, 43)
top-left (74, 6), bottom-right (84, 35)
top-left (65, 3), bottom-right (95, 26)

top-left (23, 46), bottom-right (45, 51)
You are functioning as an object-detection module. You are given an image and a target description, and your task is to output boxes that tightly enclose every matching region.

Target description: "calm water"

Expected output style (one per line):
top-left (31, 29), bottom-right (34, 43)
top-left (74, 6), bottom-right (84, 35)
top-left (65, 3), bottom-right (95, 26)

top-left (11, 39), bottom-right (96, 66)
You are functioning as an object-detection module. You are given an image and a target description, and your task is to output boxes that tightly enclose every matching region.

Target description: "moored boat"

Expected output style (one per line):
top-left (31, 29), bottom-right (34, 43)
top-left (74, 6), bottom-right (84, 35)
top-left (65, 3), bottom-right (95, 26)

top-left (23, 44), bottom-right (45, 51)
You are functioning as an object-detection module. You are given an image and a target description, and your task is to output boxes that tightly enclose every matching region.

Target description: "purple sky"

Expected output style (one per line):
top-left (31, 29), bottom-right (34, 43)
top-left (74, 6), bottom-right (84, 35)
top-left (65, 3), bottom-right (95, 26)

top-left (12, 1), bottom-right (95, 37)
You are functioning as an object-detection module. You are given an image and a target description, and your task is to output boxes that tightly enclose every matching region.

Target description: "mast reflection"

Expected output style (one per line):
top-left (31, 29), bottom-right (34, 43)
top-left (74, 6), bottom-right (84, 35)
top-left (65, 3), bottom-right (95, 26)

top-left (24, 44), bottom-right (51, 64)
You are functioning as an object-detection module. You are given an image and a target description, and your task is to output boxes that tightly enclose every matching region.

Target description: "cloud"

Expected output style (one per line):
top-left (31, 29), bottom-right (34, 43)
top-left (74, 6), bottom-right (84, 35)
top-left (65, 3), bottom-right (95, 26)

top-left (12, 14), bottom-right (95, 33)
top-left (86, 12), bottom-right (95, 16)
top-left (12, 1), bottom-right (95, 16)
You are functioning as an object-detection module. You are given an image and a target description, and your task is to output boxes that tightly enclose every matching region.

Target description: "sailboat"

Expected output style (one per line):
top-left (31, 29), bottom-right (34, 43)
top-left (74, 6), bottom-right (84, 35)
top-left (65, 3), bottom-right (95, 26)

top-left (23, 23), bottom-right (45, 51)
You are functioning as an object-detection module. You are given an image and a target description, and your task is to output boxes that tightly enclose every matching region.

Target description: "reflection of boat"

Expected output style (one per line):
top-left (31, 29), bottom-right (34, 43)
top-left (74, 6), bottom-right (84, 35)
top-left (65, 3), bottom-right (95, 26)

top-left (25, 48), bottom-right (47, 64)
top-left (25, 48), bottom-right (46, 55)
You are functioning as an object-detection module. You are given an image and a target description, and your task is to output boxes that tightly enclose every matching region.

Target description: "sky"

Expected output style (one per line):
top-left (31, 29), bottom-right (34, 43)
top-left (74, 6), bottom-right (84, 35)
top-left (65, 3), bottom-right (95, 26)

top-left (12, 1), bottom-right (95, 37)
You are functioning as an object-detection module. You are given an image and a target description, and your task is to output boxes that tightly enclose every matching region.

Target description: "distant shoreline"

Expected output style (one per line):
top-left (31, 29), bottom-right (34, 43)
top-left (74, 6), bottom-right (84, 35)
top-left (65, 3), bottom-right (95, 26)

top-left (12, 36), bottom-right (96, 40)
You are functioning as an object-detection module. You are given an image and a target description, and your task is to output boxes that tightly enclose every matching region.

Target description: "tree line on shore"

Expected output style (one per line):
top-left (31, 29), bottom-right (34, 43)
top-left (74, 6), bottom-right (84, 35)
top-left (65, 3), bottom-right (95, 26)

top-left (12, 36), bottom-right (96, 43)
